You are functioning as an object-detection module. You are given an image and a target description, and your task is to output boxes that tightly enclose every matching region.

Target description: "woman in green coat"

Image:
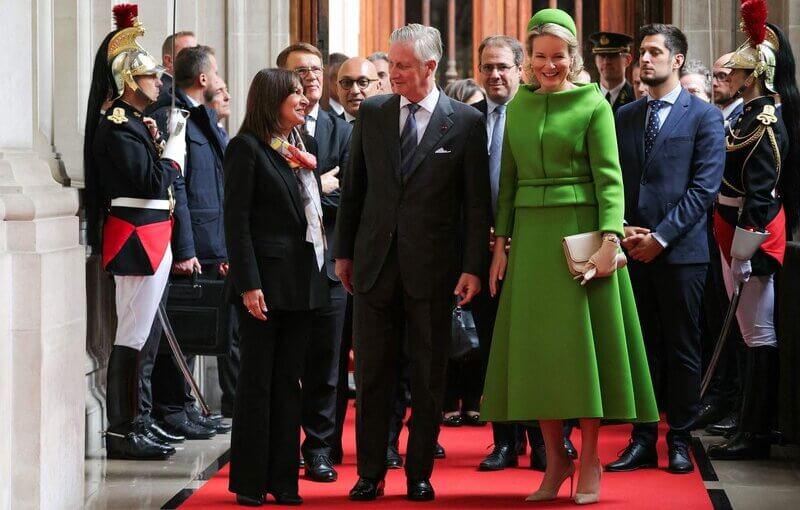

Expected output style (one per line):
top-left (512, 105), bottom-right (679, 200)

top-left (481, 9), bottom-right (658, 505)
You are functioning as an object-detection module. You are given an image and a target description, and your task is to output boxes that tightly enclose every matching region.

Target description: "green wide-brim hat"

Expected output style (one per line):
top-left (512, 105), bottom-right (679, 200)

top-left (526, 8), bottom-right (577, 37)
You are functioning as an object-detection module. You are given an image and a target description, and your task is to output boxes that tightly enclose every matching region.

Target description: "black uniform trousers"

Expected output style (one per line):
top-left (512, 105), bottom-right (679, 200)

top-left (139, 287), bottom-right (169, 419)
top-left (628, 260), bottom-right (707, 448)
top-left (353, 245), bottom-right (450, 481)
top-left (301, 281), bottom-right (348, 460)
top-left (229, 308), bottom-right (313, 497)
top-left (332, 294), bottom-right (354, 461)
top-left (471, 279), bottom-right (543, 449)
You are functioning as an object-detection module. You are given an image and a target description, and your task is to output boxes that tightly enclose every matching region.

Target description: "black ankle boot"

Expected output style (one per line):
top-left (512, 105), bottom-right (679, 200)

top-left (105, 346), bottom-right (173, 460)
top-left (708, 346), bottom-right (776, 461)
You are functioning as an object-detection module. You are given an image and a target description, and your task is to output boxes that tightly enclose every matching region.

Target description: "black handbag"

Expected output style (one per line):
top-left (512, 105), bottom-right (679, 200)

top-left (164, 269), bottom-right (230, 355)
top-left (450, 305), bottom-right (480, 359)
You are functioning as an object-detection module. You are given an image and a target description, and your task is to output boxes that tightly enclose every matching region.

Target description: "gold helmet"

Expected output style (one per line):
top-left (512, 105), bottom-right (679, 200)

top-left (724, 0), bottom-right (778, 93)
top-left (107, 4), bottom-right (164, 98)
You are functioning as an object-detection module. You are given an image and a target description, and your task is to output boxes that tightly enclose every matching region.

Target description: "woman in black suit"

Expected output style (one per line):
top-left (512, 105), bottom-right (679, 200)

top-left (225, 68), bottom-right (329, 506)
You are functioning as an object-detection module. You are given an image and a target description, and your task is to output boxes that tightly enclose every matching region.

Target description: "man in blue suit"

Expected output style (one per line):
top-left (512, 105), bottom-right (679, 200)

top-left (605, 24), bottom-right (724, 475)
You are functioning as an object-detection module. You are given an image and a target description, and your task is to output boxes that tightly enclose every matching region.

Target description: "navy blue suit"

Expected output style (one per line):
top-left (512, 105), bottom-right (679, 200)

top-left (616, 88), bottom-right (724, 447)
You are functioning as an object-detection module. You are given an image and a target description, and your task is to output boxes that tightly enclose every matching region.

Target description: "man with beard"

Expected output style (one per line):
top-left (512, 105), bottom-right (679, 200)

top-left (713, 52), bottom-right (745, 129)
top-left (148, 45), bottom-right (232, 439)
top-left (606, 24), bottom-right (724, 475)
top-left (590, 32), bottom-right (635, 113)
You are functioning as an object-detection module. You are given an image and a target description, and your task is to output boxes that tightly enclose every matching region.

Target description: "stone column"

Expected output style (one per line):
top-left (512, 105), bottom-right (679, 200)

top-left (672, 0), bottom-right (738, 66)
top-left (0, 1), bottom-right (86, 508)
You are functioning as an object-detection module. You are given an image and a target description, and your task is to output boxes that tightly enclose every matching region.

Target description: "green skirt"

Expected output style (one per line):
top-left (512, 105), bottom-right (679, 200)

top-left (481, 205), bottom-right (659, 422)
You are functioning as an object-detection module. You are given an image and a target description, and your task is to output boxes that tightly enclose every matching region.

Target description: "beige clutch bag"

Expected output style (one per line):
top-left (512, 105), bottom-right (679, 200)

top-left (562, 231), bottom-right (627, 278)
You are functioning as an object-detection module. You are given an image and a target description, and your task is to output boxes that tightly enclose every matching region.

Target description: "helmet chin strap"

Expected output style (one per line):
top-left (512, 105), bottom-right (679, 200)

top-left (732, 72), bottom-right (756, 100)
top-left (135, 85), bottom-right (157, 105)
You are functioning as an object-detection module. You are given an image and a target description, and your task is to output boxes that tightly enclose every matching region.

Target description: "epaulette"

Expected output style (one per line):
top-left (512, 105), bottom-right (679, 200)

top-left (756, 104), bottom-right (778, 126)
top-left (107, 107), bottom-right (129, 124)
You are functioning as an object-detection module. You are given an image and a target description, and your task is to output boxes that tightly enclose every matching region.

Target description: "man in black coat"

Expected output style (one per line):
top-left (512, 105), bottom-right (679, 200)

top-left (335, 24), bottom-right (490, 502)
top-left (148, 45), bottom-right (231, 438)
top-left (278, 42), bottom-right (352, 482)
top-left (590, 32), bottom-right (635, 113)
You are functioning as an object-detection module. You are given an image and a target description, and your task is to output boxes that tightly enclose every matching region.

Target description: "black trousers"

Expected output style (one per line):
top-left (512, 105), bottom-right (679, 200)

top-left (229, 308), bottom-right (313, 497)
top-left (443, 352), bottom-right (483, 413)
top-left (301, 282), bottom-right (348, 459)
top-left (139, 287), bottom-right (169, 418)
top-left (629, 261), bottom-right (707, 447)
top-left (353, 245), bottom-right (450, 481)
top-left (332, 294), bottom-right (354, 460)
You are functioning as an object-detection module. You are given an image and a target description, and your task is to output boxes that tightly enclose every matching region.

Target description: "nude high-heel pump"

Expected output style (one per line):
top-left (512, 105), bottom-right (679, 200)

top-left (574, 462), bottom-right (602, 505)
top-left (525, 460), bottom-right (575, 502)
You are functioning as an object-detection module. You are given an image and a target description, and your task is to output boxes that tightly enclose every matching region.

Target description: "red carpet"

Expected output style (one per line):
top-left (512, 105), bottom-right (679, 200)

top-left (182, 407), bottom-right (712, 509)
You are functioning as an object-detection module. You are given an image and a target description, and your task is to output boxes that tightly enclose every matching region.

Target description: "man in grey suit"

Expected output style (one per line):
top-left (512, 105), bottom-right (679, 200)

top-left (335, 24), bottom-right (490, 502)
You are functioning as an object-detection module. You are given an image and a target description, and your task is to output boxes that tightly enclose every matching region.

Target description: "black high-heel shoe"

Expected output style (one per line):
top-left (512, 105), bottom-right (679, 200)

top-left (267, 491), bottom-right (303, 505)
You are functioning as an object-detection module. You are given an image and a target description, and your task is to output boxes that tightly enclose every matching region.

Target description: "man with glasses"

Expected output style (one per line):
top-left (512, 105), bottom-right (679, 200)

top-left (590, 32), bottom-right (635, 113)
top-left (336, 57), bottom-right (383, 122)
top-left (712, 52), bottom-right (744, 129)
top-left (277, 42), bottom-right (353, 484)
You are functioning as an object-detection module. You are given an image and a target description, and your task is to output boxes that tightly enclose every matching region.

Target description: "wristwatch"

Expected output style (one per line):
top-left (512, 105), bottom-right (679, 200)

top-left (602, 232), bottom-right (620, 245)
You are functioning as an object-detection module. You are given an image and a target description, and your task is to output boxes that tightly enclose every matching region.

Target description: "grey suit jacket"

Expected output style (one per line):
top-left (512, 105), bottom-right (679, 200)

top-left (333, 91), bottom-right (490, 298)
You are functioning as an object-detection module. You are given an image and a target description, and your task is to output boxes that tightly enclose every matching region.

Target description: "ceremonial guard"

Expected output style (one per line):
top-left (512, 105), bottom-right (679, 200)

top-left (590, 32), bottom-right (635, 112)
top-left (708, 0), bottom-right (800, 460)
top-left (83, 4), bottom-right (189, 460)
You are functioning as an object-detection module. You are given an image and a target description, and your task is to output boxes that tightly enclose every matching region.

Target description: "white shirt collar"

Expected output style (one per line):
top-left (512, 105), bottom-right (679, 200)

top-left (600, 80), bottom-right (626, 99)
top-left (329, 98), bottom-right (345, 116)
top-left (649, 82), bottom-right (683, 105)
top-left (721, 98), bottom-right (744, 119)
top-left (344, 111), bottom-right (356, 123)
top-left (185, 92), bottom-right (201, 108)
top-left (307, 102), bottom-right (320, 121)
top-left (400, 87), bottom-right (440, 113)
top-left (486, 97), bottom-right (507, 115)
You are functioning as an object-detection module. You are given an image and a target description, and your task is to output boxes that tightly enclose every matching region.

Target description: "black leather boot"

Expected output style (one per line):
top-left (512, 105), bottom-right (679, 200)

top-left (708, 346), bottom-right (776, 461)
top-left (106, 346), bottom-right (174, 460)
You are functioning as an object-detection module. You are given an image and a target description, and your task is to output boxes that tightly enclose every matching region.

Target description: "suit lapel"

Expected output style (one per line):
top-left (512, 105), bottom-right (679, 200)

top-left (314, 110), bottom-right (332, 162)
top-left (261, 139), bottom-right (306, 223)
top-left (380, 95), bottom-right (402, 181)
top-left (403, 91), bottom-right (454, 184)
top-left (645, 88), bottom-right (690, 166)
top-left (632, 99), bottom-right (647, 168)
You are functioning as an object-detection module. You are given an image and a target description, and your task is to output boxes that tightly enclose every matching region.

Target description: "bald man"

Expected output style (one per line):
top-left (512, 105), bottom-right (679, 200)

top-left (712, 52), bottom-right (744, 129)
top-left (337, 57), bottom-right (383, 122)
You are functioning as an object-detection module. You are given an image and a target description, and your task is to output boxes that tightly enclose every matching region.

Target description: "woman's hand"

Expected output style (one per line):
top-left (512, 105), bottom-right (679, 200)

top-left (489, 238), bottom-right (509, 298)
top-left (579, 235), bottom-right (625, 285)
top-left (242, 289), bottom-right (269, 321)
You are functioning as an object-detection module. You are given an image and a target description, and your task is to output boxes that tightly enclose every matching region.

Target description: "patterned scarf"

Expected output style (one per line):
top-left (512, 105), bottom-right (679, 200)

top-left (269, 129), bottom-right (325, 270)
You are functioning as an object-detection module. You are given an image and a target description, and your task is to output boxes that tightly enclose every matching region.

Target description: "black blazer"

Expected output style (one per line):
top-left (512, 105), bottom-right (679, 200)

top-left (313, 108), bottom-right (353, 281)
top-left (224, 131), bottom-right (329, 311)
top-left (333, 91), bottom-right (490, 299)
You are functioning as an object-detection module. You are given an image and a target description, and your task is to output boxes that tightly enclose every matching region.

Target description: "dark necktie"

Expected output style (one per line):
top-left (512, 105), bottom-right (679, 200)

top-left (400, 103), bottom-right (420, 176)
top-left (488, 104), bottom-right (506, 213)
top-left (644, 100), bottom-right (665, 158)
top-left (605, 91), bottom-right (612, 104)
top-left (302, 114), bottom-right (311, 136)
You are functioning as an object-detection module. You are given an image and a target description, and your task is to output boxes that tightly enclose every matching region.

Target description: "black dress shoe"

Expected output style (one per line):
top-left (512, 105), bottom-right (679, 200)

top-left (187, 408), bottom-right (232, 434)
top-left (106, 432), bottom-right (174, 460)
top-left (442, 414), bottom-right (463, 427)
top-left (529, 444), bottom-right (547, 471)
top-left (304, 454), bottom-right (337, 482)
top-left (148, 421), bottom-right (185, 443)
top-left (462, 413), bottom-right (484, 426)
top-left (386, 445), bottom-right (404, 469)
top-left (434, 443), bottom-right (446, 459)
top-left (407, 479), bottom-right (435, 501)
top-left (707, 433), bottom-right (771, 460)
top-left (235, 493), bottom-right (264, 506)
top-left (667, 444), bottom-right (694, 473)
top-left (349, 478), bottom-right (385, 501)
top-left (564, 436), bottom-right (578, 459)
top-left (159, 418), bottom-right (216, 440)
top-left (706, 414), bottom-right (738, 437)
top-left (137, 425), bottom-right (176, 454)
top-left (478, 444), bottom-right (518, 471)
top-left (268, 491), bottom-right (303, 505)
top-left (604, 441), bottom-right (658, 472)
top-left (694, 402), bottom-right (726, 428)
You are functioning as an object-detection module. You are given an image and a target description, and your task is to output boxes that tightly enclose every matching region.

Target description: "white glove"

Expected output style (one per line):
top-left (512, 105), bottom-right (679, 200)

top-left (730, 257), bottom-right (752, 284)
top-left (161, 108), bottom-right (189, 172)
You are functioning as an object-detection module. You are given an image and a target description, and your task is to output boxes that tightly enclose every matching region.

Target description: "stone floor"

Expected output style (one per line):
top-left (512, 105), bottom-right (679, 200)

top-left (84, 428), bottom-right (800, 509)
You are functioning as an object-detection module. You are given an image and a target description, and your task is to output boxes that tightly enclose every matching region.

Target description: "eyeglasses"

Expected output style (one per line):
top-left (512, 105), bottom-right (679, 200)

top-left (293, 66), bottom-right (324, 78)
top-left (338, 77), bottom-right (379, 90)
top-left (479, 63), bottom-right (516, 75)
top-left (713, 72), bottom-right (731, 82)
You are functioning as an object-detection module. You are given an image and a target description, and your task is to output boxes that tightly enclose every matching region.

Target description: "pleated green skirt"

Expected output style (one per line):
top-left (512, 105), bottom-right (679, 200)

top-left (481, 205), bottom-right (659, 422)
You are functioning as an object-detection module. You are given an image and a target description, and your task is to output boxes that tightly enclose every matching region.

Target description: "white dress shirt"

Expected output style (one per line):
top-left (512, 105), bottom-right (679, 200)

top-left (399, 87), bottom-right (440, 144)
top-left (600, 80), bottom-right (627, 106)
top-left (344, 111), bottom-right (356, 124)
top-left (329, 98), bottom-right (345, 117)
top-left (304, 103), bottom-right (320, 137)
top-left (721, 98), bottom-right (744, 129)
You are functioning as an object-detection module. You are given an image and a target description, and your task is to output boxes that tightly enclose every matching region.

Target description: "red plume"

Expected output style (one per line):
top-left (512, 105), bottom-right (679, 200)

top-left (112, 4), bottom-right (138, 30)
top-left (741, 0), bottom-right (767, 45)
